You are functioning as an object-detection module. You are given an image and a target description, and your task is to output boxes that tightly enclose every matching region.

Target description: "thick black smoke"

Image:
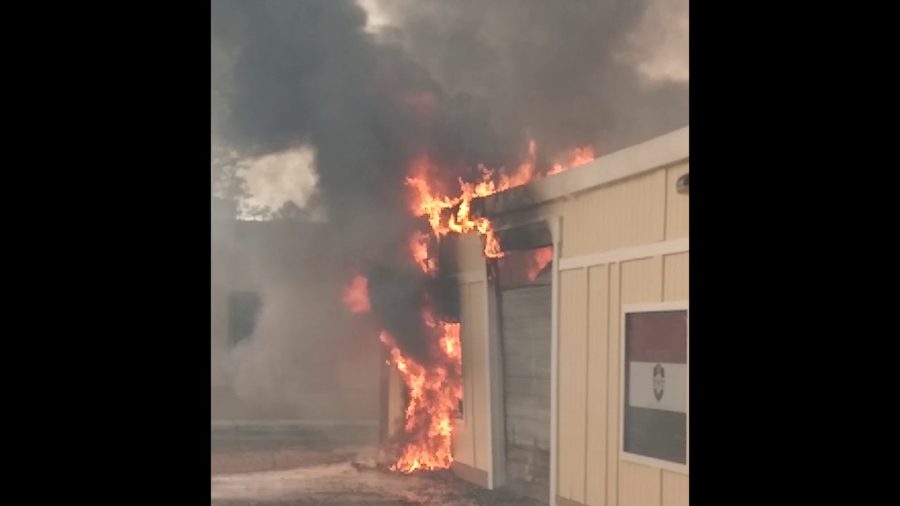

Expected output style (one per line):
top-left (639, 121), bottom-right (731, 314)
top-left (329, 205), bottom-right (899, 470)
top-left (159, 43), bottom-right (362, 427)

top-left (364, 261), bottom-right (461, 365)
top-left (213, 0), bottom-right (424, 261)
top-left (211, 0), bottom-right (687, 361)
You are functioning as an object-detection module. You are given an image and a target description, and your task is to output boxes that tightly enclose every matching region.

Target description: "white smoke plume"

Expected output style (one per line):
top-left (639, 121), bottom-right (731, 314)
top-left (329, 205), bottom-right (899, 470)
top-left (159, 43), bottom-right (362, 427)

top-left (617, 0), bottom-right (689, 84)
top-left (213, 145), bottom-right (324, 222)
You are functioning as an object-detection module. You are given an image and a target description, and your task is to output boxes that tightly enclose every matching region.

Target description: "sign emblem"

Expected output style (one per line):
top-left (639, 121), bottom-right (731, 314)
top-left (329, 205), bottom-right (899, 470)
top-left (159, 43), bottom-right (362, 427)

top-left (653, 363), bottom-right (665, 401)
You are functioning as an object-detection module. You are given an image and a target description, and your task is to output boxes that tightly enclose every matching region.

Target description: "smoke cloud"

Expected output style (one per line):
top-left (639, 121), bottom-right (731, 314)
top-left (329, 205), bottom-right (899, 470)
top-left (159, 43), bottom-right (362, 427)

top-left (229, 275), bottom-right (378, 418)
top-left (232, 146), bottom-right (322, 221)
top-left (211, 0), bottom-right (689, 233)
top-left (366, 0), bottom-right (689, 155)
top-left (617, 0), bottom-right (689, 84)
top-left (212, 216), bottom-right (382, 420)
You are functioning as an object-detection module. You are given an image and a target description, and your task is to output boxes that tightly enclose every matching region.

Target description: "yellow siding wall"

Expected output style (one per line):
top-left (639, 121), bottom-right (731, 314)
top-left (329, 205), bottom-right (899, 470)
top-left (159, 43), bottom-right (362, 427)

top-left (453, 281), bottom-right (477, 466)
top-left (458, 233), bottom-right (488, 274)
top-left (585, 265), bottom-right (610, 505)
top-left (550, 164), bottom-right (688, 506)
top-left (621, 257), bottom-right (664, 304)
top-left (561, 170), bottom-right (667, 258)
top-left (558, 269), bottom-right (588, 502)
top-left (453, 278), bottom-right (491, 477)
top-left (607, 262), bottom-right (621, 506)
top-left (664, 253), bottom-right (689, 301)
top-left (469, 281), bottom-right (492, 471)
top-left (437, 161), bottom-right (688, 501)
top-left (620, 461), bottom-right (661, 506)
top-left (662, 471), bottom-right (689, 506)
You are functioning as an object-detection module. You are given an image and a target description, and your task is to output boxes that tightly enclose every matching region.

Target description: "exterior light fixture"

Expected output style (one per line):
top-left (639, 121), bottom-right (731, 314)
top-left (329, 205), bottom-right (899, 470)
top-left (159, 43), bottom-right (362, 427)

top-left (676, 173), bottom-right (689, 195)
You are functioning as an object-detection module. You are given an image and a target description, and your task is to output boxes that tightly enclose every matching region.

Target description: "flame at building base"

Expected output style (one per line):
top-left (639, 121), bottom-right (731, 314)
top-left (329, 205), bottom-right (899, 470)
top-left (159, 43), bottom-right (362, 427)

top-left (380, 318), bottom-right (461, 473)
top-left (342, 141), bottom-right (594, 474)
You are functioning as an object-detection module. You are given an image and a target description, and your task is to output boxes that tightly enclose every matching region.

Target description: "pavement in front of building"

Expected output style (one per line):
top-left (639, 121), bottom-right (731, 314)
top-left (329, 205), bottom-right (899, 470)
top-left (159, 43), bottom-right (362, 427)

top-left (212, 426), bottom-right (545, 506)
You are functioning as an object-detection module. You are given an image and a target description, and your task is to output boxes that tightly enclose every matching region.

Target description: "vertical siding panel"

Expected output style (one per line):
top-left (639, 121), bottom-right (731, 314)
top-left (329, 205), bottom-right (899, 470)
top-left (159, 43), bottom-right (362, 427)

top-left (621, 258), bottom-right (663, 305)
top-left (562, 170), bottom-right (667, 258)
top-left (469, 281), bottom-right (491, 471)
top-left (620, 462), bottom-right (662, 506)
top-left (454, 282), bottom-right (475, 466)
top-left (663, 253), bottom-right (689, 302)
top-left (586, 265), bottom-right (610, 505)
top-left (458, 234), bottom-right (487, 274)
top-left (662, 471), bottom-right (689, 506)
top-left (607, 263), bottom-right (621, 506)
top-left (558, 269), bottom-right (588, 503)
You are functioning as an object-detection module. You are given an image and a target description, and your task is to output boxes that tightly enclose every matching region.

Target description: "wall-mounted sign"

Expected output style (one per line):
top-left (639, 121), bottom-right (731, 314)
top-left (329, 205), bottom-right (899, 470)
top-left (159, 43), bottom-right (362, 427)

top-left (623, 308), bottom-right (688, 465)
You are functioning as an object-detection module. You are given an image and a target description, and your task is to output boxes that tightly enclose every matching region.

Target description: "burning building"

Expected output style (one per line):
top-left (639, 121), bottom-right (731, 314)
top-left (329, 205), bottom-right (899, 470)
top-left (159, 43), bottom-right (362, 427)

top-left (381, 127), bottom-right (689, 505)
top-left (211, 1), bottom-right (688, 504)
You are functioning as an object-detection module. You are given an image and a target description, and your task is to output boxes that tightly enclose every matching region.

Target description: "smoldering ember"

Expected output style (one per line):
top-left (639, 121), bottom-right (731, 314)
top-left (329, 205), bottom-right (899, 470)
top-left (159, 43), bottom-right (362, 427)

top-left (211, 1), bottom-right (689, 505)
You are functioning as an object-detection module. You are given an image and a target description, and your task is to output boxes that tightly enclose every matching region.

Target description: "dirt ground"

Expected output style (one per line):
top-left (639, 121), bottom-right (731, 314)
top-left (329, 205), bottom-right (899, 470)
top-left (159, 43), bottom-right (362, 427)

top-left (211, 426), bottom-right (544, 506)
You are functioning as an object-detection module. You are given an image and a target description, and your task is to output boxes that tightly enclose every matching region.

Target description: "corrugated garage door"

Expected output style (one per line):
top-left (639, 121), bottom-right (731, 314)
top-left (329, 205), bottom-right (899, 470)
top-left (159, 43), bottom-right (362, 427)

top-left (500, 273), bottom-right (551, 502)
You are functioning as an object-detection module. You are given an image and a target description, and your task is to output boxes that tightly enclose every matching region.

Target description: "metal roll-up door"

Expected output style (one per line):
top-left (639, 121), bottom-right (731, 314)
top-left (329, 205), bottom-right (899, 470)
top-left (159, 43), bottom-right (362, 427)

top-left (500, 268), bottom-right (551, 502)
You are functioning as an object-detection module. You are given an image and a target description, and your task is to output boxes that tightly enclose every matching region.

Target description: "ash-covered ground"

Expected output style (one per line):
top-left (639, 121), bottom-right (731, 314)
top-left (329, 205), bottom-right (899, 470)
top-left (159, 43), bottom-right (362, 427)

top-left (211, 424), bottom-right (543, 505)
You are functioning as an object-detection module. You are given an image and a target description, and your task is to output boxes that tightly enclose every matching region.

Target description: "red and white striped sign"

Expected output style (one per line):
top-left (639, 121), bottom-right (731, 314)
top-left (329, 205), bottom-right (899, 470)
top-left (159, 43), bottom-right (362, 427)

top-left (626, 311), bottom-right (687, 414)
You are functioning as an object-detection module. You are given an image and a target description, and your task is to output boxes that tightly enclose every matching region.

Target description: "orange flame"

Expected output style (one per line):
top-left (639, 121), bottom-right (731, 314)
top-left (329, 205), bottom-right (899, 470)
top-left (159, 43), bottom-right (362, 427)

top-left (547, 145), bottom-right (596, 176)
top-left (405, 142), bottom-right (593, 261)
top-left (527, 246), bottom-right (554, 281)
top-left (409, 231), bottom-right (436, 274)
top-left (342, 274), bottom-right (370, 313)
top-left (373, 142), bottom-right (592, 474)
top-left (437, 317), bottom-right (462, 361)
top-left (380, 319), bottom-right (462, 473)
top-left (405, 163), bottom-right (508, 259)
